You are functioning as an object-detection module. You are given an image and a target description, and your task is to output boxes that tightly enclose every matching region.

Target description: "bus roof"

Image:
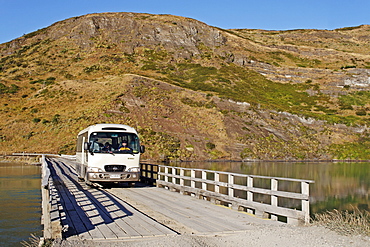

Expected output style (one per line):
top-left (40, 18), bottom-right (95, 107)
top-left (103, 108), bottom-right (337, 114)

top-left (78, 124), bottom-right (138, 136)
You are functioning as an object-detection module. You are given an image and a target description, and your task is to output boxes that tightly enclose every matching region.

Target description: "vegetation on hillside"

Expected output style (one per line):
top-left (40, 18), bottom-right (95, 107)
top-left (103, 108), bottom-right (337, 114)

top-left (0, 13), bottom-right (369, 160)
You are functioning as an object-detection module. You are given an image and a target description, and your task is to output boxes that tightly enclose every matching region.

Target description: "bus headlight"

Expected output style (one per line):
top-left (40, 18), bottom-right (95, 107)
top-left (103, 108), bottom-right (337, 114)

top-left (127, 167), bottom-right (140, 173)
top-left (87, 167), bottom-right (104, 173)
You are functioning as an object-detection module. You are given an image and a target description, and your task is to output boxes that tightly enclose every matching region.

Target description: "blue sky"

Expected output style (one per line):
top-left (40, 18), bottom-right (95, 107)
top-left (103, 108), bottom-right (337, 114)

top-left (1, 0), bottom-right (369, 44)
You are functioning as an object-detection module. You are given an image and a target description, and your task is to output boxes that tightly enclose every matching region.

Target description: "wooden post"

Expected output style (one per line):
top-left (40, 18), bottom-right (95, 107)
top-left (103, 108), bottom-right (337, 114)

top-left (271, 178), bottom-right (278, 221)
top-left (247, 176), bottom-right (254, 214)
top-left (202, 170), bottom-right (207, 190)
top-left (157, 165), bottom-right (161, 186)
top-left (180, 168), bottom-right (184, 186)
top-left (164, 167), bottom-right (169, 183)
top-left (179, 168), bottom-right (185, 195)
top-left (214, 172), bottom-right (220, 194)
top-left (228, 174), bottom-right (234, 197)
top-left (172, 167), bottom-right (177, 185)
top-left (301, 181), bottom-right (310, 224)
top-left (191, 169), bottom-right (196, 189)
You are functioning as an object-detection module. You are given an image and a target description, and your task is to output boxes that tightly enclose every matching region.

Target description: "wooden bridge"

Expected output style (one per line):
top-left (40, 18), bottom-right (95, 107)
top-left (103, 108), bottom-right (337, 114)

top-left (40, 155), bottom-right (314, 243)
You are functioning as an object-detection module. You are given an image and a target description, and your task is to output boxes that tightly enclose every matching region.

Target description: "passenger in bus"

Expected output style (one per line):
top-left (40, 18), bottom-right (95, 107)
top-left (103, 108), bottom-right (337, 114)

top-left (118, 140), bottom-right (133, 153)
top-left (102, 142), bottom-right (112, 152)
top-left (90, 139), bottom-right (101, 152)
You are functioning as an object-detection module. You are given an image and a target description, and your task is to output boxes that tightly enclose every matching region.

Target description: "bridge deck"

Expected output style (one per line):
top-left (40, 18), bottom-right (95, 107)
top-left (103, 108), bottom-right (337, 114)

top-left (48, 158), bottom-right (177, 240)
top-left (47, 157), bottom-right (282, 241)
top-left (107, 186), bottom-right (282, 235)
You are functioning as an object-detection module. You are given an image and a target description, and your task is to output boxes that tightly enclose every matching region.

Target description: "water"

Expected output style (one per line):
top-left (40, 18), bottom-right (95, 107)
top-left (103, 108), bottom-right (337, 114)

top-left (0, 162), bottom-right (41, 247)
top-left (170, 161), bottom-right (370, 214)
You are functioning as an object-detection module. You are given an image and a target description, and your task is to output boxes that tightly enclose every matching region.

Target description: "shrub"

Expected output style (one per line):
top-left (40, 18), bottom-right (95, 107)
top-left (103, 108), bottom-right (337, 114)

top-left (0, 83), bottom-right (20, 94)
top-left (83, 65), bottom-right (111, 73)
top-left (206, 142), bottom-right (216, 149)
top-left (355, 109), bottom-right (367, 116)
top-left (29, 77), bottom-right (56, 86)
top-left (52, 114), bottom-right (60, 124)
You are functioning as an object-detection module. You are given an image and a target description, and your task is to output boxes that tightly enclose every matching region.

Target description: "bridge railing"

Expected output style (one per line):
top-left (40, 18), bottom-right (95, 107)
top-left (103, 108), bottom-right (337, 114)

top-left (140, 164), bottom-right (314, 225)
top-left (41, 155), bottom-right (62, 240)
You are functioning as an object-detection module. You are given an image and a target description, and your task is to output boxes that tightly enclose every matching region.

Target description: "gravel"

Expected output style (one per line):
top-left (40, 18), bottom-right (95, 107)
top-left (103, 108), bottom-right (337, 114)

top-left (51, 223), bottom-right (369, 247)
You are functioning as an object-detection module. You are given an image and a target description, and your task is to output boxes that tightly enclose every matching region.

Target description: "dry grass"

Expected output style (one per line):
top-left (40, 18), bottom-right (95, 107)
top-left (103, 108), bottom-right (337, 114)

top-left (20, 234), bottom-right (41, 247)
top-left (0, 155), bottom-right (41, 164)
top-left (313, 207), bottom-right (370, 237)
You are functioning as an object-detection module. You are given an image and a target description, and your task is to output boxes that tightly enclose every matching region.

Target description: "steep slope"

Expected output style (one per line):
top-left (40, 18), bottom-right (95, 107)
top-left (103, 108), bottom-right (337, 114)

top-left (0, 12), bottom-right (369, 160)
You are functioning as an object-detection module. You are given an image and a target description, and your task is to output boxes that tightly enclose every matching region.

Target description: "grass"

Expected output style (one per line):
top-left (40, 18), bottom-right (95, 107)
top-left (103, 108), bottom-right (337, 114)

top-left (21, 234), bottom-right (53, 247)
top-left (161, 62), bottom-right (370, 126)
top-left (313, 207), bottom-right (370, 236)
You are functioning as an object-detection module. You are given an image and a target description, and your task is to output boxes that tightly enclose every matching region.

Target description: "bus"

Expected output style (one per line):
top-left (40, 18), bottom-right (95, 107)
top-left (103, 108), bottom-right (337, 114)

top-left (76, 124), bottom-right (145, 186)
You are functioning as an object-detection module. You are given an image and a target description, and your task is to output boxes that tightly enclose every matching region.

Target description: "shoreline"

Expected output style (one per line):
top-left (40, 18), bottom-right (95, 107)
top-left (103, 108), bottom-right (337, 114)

top-left (1, 152), bottom-right (370, 163)
top-left (2, 153), bottom-right (370, 164)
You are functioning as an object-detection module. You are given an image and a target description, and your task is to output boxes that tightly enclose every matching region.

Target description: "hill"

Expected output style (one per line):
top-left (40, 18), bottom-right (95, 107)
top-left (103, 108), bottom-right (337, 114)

top-left (1, 12), bottom-right (370, 161)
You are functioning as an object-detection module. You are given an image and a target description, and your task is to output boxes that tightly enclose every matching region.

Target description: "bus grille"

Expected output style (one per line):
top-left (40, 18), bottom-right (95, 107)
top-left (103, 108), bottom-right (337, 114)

top-left (105, 165), bottom-right (126, 172)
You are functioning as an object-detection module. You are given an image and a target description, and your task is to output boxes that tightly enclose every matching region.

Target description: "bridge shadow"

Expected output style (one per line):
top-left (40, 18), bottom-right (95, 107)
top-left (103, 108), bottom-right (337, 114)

top-left (48, 159), bottom-right (136, 239)
top-left (100, 181), bottom-right (155, 189)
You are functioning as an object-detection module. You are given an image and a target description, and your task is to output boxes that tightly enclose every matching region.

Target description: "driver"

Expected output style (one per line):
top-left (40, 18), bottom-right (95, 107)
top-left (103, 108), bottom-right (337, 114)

top-left (118, 140), bottom-right (133, 152)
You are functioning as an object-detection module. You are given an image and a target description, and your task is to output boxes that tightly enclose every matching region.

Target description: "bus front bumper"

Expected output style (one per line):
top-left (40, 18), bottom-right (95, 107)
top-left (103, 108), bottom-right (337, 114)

top-left (87, 171), bottom-right (140, 182)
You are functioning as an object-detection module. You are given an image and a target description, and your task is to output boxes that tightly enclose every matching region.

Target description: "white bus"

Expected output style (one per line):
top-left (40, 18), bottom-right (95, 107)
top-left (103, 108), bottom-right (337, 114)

top-left (76, 124), bottom-right (145, 186)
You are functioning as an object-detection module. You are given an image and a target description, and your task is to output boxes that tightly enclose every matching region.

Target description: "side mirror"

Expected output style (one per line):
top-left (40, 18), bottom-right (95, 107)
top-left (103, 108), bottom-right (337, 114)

top-left (84, 142), bottom-right (90, 151)
top-left (140, 145), bottom-right (145, 153)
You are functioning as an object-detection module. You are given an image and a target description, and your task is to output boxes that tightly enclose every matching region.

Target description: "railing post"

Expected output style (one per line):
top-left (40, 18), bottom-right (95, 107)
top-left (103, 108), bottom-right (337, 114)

top-left (180, 168), bottom-right (184, 186)
top-left (150, 164), bottom-right (154, 181)
top-left (191, 169), bottom-right (196, 189)
top-left (301, 181), bottom-right (310, 224)
top-left (228, 174), bottom-right (234, 197)
top-left (164, 166), bottom-right (169, 183)
top-left (271, 178), bottom-right (278, 221)
top-left (157, 165), bottom-right (161, 185)
top-left (247, 176), bottom-right (254, 214)
top-left (202, 170), bottom-right (207, 190)
top-left (172, 167), bottom-right (177, 185)
top-left (214, 172), bottom-right (220, 194)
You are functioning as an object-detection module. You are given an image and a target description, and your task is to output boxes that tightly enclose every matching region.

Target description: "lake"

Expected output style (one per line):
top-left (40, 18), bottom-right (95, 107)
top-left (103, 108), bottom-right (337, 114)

top-left (0, 162), bottom-right (41, 247)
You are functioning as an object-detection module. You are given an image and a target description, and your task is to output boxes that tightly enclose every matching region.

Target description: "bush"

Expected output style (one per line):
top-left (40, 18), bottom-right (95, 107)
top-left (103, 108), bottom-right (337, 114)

top-left (29, 77), bottom-right (56, 86)
top-left (206, 142), bottom-right (216, 150)
top-left (0, 83), bottom-right (20, 94)
top-left (355, 109), bottom-right (367, 116)
top-left (52, 114), bottom-right (60, 124)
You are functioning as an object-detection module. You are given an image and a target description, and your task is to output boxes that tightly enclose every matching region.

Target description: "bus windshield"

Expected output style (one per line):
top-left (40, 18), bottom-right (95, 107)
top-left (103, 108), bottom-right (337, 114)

top-left (89, 132), bottom-right (140, 154)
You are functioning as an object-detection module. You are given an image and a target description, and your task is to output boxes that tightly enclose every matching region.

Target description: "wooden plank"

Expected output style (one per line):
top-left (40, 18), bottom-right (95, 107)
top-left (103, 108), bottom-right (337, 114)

top-left (49, 162), bottom-right (92, 239)
top-left (54, 167), bottom-right (117, 239)
top-left (52, 160), bottom-right (131, 239)
top-left (50, 158), bottom-right (177, 239)
top-left (50, 160), bottom-right (104, 240)
top-left (112, 187), bottom-right (260, 233)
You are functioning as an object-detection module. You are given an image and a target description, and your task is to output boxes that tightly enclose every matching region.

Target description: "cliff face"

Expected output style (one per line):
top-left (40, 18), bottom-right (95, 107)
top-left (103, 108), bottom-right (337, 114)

top-left (0, 12), bottom-right (370, 160)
